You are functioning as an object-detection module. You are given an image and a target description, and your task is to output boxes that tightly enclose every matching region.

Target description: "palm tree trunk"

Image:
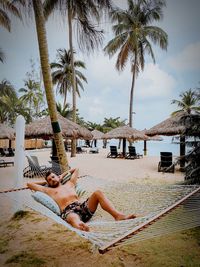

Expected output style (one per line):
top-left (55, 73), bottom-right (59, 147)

top-left (68, 7), bottom-right (77, 157)
top-left (33, 0), bottom-right (69, 172)
top-left (63, 82), bottom-right (67, 107)
top-left (129, 55), bottom-right (137, 128)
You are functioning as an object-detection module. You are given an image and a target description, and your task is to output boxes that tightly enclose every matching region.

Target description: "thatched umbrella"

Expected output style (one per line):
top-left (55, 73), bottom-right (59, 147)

top-left (141, 129), bottom-right (163, 155)
top-left (25, 113), bottom-right (92, 140)
top-left (25, 114), bottom-right (92, 160)
top-left (104, 126), bottom-right (148, 157)
top-left (92, 129), bottom-right (105, 140)
top-left (91, 129), bottom-right (105, 147)
top-left (0, 123), bottom-right (15, 139)
top-left (146, 112), bottom-right (187, 168)
top-left (145, 112), bottom-right (185, 136)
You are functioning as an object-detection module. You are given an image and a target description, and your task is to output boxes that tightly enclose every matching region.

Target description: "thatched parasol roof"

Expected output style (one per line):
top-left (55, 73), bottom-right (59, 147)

top-left (104, 125), bottom-right (148, 140)
top-left (25, 114), bottom-right (92, 140)
top-left (0, 123), bottom-right (15, 139)
top-left (146, 112), bottom-right (186, 136)
top-left (91, 129), bottom-right (105, 140)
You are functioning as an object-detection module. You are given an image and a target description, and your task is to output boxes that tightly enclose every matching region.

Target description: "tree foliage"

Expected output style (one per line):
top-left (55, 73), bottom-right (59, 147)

top-left (51, 49), bottom-right (87, 107)
top-left (104, 0), bottom-right (168, 127)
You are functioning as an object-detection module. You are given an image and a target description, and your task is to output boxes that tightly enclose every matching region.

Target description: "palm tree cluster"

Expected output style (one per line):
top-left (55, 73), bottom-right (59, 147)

top-left (172, 88), bottom-right (200, 184)
top-left (86, 117), bottom-right (126, 133)
top-left (0, 79), bottom-right (28, 124)
top-left (0, 77), bottom-right (45, 125)
top-left (1, 0), bottom-right (168, 165)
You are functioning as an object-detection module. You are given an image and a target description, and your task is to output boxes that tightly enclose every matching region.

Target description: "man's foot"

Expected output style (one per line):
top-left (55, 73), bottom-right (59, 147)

top-left (115, 213), bottom-right (137, 221)
top-left (73, 221), bottom-right (90, 232)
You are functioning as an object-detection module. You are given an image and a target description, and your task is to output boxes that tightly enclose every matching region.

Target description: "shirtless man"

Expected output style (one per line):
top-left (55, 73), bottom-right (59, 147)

top-left (27, 168), bottom-right (136, 231)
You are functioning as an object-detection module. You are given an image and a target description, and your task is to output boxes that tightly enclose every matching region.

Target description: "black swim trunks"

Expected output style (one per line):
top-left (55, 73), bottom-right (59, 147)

top-left (60, 199), bottom-right (94, 223)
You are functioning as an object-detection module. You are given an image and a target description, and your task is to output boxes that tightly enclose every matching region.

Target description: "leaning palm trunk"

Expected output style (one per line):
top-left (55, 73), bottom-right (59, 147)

top-left (129, 53), bottom-right (137, 128)
top-left (33, 0), bottom-right (69, 171)
top-left (68, 7), bottom-right (77, 157)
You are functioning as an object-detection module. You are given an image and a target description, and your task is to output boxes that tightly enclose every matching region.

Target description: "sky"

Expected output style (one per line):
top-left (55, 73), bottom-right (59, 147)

top-left (0, 0), bottom-right (200, 131)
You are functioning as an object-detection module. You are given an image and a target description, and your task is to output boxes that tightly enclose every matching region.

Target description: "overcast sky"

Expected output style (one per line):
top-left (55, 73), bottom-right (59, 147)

top-left (0, 0), bottom-right (200, 130)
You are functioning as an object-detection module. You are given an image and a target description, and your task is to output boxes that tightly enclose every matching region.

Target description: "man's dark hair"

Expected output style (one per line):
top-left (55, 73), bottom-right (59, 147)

top-left (45, 170), bottom-right (52, 180)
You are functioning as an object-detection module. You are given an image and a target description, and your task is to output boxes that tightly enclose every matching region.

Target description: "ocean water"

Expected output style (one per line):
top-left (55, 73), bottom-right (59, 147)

top-left (87, 136), bottom-right (181, 157)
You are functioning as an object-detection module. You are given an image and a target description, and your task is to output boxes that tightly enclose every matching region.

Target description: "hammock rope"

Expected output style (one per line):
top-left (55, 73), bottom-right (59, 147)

top-left (1, 176), bottom-right (200, 253)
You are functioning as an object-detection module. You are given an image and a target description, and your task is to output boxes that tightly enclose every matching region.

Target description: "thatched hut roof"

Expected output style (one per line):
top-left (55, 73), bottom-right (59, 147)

top-left (0, 123), bottom-right (15, 139)
top-left (91, 129), bottom-right (105, 140)
top-left (146, 112), bottom-right (186, 136)
top-left (104, 125), bottom-right (148, 140)
top-left (25, 114), bottom-right (92, 140)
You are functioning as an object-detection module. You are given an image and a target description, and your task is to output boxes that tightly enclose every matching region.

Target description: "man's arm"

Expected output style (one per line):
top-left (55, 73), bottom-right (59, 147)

top-left (59, 168), bottom-right (77, 182)
top-left (69, 168), bottom-right (79, 186)
top-left (27, 181), bottom-right (48, 193)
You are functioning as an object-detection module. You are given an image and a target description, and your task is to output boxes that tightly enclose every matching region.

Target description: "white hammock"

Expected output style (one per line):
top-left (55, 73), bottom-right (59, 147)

top-left (1, 176), bottom-right (200, 253)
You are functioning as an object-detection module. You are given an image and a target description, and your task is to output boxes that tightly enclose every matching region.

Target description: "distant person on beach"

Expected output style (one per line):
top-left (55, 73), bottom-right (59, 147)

top-left (27, 168), bottom-right (136, 231)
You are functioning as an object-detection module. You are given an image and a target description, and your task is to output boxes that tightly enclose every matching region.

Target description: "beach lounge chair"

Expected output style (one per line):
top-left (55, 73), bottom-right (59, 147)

top-left (23, 155), bottom-right (52, 178)
top-left (0, 148), bottom-right (9, 157)
top-left (107, 146), bottom-right (123, 158)
top-left (0, 159), bottom-right (14, 167)
top-left (158, 152), bottom-right (175, 173)
top-left (7, 148), bottom-right (15, 157)
top-left (125, 146), bottom-right (143, 159)
top-left (76, 146), bottom-right (87, 153)
top-left (89, 147), bottom-right (99, 153)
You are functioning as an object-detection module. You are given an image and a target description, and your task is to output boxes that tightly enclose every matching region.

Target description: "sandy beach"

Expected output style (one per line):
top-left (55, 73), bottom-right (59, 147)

top-left (0, 149), bottom-right (200, 267)
top-left (0, 148), bottom-right (184, 191)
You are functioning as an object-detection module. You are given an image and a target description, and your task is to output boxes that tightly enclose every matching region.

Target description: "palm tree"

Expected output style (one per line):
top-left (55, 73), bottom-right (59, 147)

top-left (0, 79), bottom-right (30, 124)
top-left (51, 49), bottom-right (87, 107)
top-left (171, 89), bottom-right (200, 115)
top-left (44, 0), bottom-right (112, 156)
top-left (15, 0), bottom-right (69, 171)
top-left (104, 0), bottom-right (168, 127)
top-left (56, 102), bottom-right (73, 119)
top-left (0, 79), bottom-right (16, 96)
top-left (19, 79), bottom-right (44, 120)
top-left (0, 94), bottom-right (30, 124)
top-left (103, 117), bottom-right (126, 132)
top-left (0, 0), bottom-right (22, 31)
top-left (171, 88), bottom-right (200, 170)
top-left (0, 0), bottom-right (23, 62)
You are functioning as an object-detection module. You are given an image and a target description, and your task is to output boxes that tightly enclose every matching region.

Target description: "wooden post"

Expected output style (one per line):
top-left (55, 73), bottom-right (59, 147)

top-left (180, 135), bottom-right (185, 171)
top-left (122, 138), bottom-right (126, 157)
top-left (143, 140), bottom-right (147, 156)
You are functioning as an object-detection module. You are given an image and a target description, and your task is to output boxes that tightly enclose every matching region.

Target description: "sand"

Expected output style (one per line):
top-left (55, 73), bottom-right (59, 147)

top-left (0, 148), bottom-right (184, 191)
top-left (1, 148), bottom-right (199, 267)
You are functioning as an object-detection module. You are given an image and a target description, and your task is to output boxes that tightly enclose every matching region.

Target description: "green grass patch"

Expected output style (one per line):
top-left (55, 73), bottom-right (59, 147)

top-left (0, 238), bottom-right (9, 254)
top-left (184, 227), bottom-right (200, 246)
top-left (5, 251), bottom-right (45, 266)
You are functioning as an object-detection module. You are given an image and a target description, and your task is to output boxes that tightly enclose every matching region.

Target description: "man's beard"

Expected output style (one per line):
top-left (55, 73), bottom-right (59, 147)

top-left (49, 181), bottom-right (59, 188)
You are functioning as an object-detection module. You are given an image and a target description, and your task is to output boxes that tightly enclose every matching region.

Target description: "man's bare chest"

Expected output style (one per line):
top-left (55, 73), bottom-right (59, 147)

top-left (49, 185), bottom-right (76, 199)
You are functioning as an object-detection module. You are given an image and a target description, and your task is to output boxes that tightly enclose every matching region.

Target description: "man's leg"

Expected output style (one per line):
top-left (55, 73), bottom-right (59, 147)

top-left (87, 190), bottom-right (136, 220)
top-left (66, 213), bottom-right (89, 231)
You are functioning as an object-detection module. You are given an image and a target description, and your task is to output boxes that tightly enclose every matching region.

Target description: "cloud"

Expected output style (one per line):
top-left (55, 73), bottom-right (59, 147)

top-left (85, 53), bottom-right (131, 90)
top-left (135, 63), bottom-right (176, 99)
top-left (168, 42), bottom-right (200, 71)
top-left (76, 56), bottom-right (177, 126)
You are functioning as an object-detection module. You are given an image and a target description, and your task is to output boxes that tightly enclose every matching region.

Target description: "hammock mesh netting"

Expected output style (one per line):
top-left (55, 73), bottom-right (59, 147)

top-left (0, 176), bottom-right (200, 253)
